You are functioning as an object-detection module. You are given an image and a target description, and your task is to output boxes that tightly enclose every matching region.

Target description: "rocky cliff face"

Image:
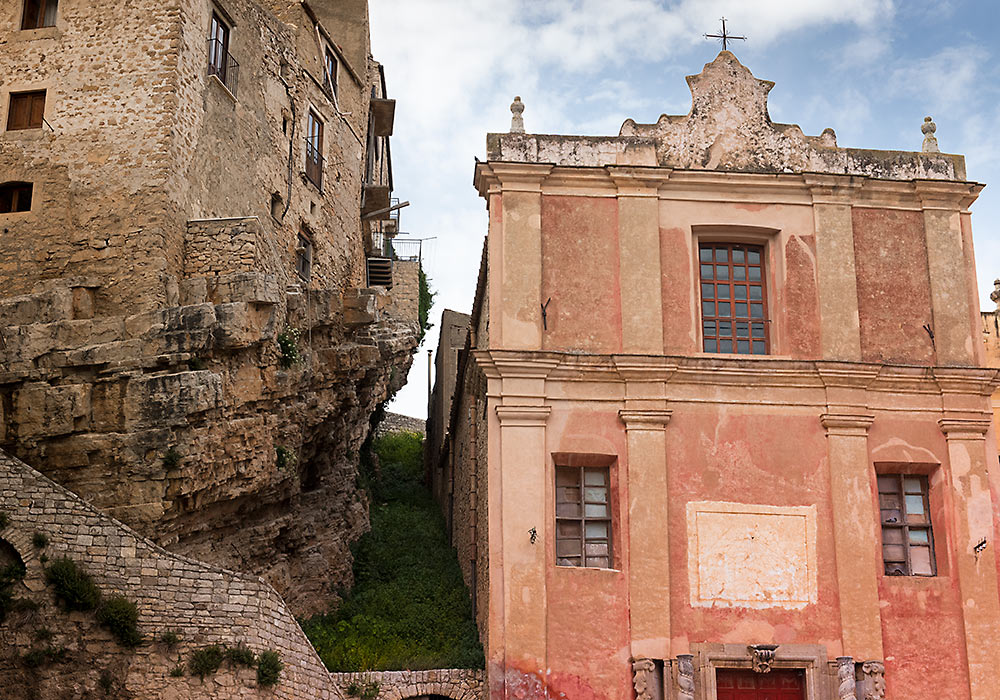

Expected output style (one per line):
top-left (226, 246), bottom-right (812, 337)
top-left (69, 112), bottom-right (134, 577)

top-left (0, 273), bottom-right (418, 616)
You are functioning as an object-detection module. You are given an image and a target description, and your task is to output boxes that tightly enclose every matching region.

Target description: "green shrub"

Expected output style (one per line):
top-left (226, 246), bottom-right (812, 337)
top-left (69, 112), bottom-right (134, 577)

top-left (188, 357), bottom-right (206, 371)
top-left (0, 562), bottom-right (26, 623)
top-left (226, 643), bottom-right (256, 668)
top-left (169, 665), bottom-right (185, 678)
top-left (0, 511), bottom-right (9, 529)
top-left (33, 627), bottom-right (52, 642)
top-left (23, 646), bottom-right (66, 668)
top-left (303, 431), bottom-right (484, 671)
top-left (32, 531), bottom-right (49, 549)
top-left (418, 267), bottom-right (435, 343)
top-left (96, 595), bottom-right (142, 647)
top-left (189, 645), bottom-right (224, 678)
top-left (277, 328), bottom-right (302, 368)
top-left (159, 630), bottom-right (180, 647)
top-left (275, 445), bottom-right (296, 472)
top-left (163, 448), bottom-right (181, 470)
top-left (256, 649), bottom-right (282, 688)
top-left (44, 558), bottom-right (100, 612)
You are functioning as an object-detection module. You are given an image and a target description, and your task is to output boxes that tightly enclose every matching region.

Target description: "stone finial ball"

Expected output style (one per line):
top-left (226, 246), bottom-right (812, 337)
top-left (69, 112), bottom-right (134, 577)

top-left (921, 116), bottom-right (936, 134)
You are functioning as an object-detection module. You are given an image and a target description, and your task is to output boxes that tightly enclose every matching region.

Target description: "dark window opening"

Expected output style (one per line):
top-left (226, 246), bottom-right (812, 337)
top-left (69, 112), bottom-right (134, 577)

top-left (0, 182), bottom-right (33, 213)
top-left (878, 474), bottom-right (936, 576)
top-left (21, 0), bottom-right (57, 30)
top-left (270, 192), bottom-right (282, 220)
top-left (207, 12), bottom-right (239, 95)
top-left (555, 465), bottom-right (612, 568)
top-left (7, 91), bottom-right (46, 131)
top-left (699, 242), bottom-right (769, 355)
top-left (296, 230), bottom-right (313, 280)
top-left (305, 110), bottom-right (324, 188)
top-left (324, 48), bottom-right (338, 100)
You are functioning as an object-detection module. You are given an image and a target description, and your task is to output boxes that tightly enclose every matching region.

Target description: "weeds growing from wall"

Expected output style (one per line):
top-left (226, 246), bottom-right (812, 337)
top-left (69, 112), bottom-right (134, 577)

top-left (277, 327), bottom-right (302, 368)
top-left (32, 532), bottom-right (48, 549)
top-left (96, 595), bottom-right (142, 647)
top-left (302, 430), bottom-right (484, 671)
top-left (256, 649), bottom-right (283, 687)
top-left (189, 645), bottom-right (225, 678)
top-left (0, 561), bottom-right (26, 623)
top-left (44, 558), bottom-right (101, 612)
top-left (418, 267), bottom-right (435, 344)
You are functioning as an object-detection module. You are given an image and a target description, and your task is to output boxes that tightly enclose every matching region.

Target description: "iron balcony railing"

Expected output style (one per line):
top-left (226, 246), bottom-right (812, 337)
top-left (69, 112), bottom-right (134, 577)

top-left (207, 38), bottom-right (239, 96)
top-left (305, 140), bottom-right (324, 188)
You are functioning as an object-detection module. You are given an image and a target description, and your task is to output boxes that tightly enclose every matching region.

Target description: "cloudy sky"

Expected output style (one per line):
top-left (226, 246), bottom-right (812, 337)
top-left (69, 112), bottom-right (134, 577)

top-left (371, 0), bottom-right (1000, 419)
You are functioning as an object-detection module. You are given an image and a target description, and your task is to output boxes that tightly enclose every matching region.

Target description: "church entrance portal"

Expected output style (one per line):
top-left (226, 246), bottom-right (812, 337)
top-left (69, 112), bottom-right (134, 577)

top-left (716, 669), bottom-right (805, 700)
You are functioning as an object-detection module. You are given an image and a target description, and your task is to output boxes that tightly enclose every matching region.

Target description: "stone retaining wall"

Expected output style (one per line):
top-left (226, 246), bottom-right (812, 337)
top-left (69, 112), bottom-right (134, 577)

top-left (330, 668), bottom-right (485, 700)
top-left (0, 449), bottom-right (336, 699)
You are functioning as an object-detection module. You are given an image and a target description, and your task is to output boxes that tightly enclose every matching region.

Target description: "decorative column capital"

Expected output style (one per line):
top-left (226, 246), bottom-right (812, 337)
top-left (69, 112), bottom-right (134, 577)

top-left (836, 657), bottom-right (857, 700)
top-left (619, 409), bottom-right (672, 431)
top-left (495, 405), bottom-right (551, 427)
top-left (938, 417), bottom-right (992, 439)
top-left (820, 413), bottom-right (874, 436)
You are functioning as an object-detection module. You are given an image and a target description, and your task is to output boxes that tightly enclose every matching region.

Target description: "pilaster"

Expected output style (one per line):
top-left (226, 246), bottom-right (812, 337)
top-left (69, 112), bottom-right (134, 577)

top-left (496, 402), bottom-right (551, 697)
top-left (806, 175), bottom-right (862, 361)
top-left (610, 167), bottom-right (664, 354)
top-left (820, 411), bottom-right (883, 660)
top-left (937, 416), bottom-right (1000, 700)
top-left (619, 370), bottom-right (672, 660)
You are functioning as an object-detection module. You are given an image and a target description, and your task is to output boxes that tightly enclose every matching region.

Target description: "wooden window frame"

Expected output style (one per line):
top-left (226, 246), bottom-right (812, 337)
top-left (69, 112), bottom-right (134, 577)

top-left (7, 90), bottom-right (46, 131)
top-left (698, 242), bottom-right (770, 355)
top-left (208, 12), bottom-right (231, 84)
top-left (324, 47), bottom-right (338, 101)
top-left (0, 182), bottom-right (33, 213)
top-left (21, 0), bottom-right (57, 30)
top-left (555, 465), bottom-right (612, 569)
top-left (877, 473), bottom-right (936, 577)
top-left (296, 229), bottom-right (313, 281)
top-left (305, 110), bottom-right (324, 189)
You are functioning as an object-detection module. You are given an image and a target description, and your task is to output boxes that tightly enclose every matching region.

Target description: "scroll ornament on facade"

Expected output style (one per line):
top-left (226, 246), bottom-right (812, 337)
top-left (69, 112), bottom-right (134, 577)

top-left (837, 657), bottom-right (858, 700)
top-left (631, 658), bottom-right (656, 700)
top-left (748, 644), bottom-right (779, 673)
top-left (861, 661), bottom-right (886, 700)
top-left (676, 655), bottom-right (695, 700)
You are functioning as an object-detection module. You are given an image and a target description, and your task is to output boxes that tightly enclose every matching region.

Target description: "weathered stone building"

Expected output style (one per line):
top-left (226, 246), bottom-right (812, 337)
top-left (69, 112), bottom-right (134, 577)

top-left (0, 0), bottom-right (418, 618)
top-left (434, 53), bottom-right (1000, 700)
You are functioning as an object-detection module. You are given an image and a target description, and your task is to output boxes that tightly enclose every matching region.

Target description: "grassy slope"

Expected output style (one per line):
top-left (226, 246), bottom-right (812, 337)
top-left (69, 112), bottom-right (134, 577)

top-left (302, 431), bottom-right (484, 671)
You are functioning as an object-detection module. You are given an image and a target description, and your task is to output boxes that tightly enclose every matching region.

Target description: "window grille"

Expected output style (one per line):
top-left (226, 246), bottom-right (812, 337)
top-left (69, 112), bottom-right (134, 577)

top-left (699, 242), bottom-right (769, 354)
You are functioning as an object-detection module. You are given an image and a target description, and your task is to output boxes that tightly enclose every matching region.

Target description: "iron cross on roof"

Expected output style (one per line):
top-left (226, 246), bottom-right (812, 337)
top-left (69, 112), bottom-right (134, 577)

top-left (705, 17), bottom-right (746, 52)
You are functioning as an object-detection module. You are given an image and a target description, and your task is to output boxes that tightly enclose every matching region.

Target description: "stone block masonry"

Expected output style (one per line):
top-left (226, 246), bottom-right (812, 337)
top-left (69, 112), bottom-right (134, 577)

top-left (330, 669), bottom-right (485, 700)
top-left (0, 449), bottom-right (336, 699)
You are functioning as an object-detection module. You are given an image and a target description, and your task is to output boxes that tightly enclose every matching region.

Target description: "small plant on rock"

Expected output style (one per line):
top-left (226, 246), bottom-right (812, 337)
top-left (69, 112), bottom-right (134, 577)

top-left (0, 562), bottom-right (26, 623)
top-left (33, 627), bottom-right (52, 642)
top-left (96, 594), bottom-right (142, 647)
top-left (98, 670), bottom-right (113, 693)
top-left (169, 665), bottom-right (185, 678)
top-left (0, 511), bottom-right (9, 529)
top-left (163, 448), bottom-right (182, 470)
top-left (32, 531), bottom-right (49, 549)
top-left (256, 649), bottom-right (283, 688)
top-left (160, 629), bottom-right (180, 647)
top-left (275, 446), bottom-right (296, 472)
top-left (188, 356), bottom-right (206, 371)
top-left (226, 643), bottom-right (256, 668)
top-left (23, 646), bottom-right (66, 668)
top-left (277, 327), bottom-right (302, 369)
top-left (44, 558), bottom-right (100, 612)
top-left (189, 645), bottom-right (225, 679)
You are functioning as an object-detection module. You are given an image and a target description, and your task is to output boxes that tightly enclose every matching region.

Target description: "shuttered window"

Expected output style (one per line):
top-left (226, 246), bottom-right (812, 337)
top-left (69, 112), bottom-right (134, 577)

top-left (555, 466), bottom-right (612, 569)
top-left (699, 242), bottom-right (769, 354)
top-left (21, 0), bottom-right (58, 29)
top-left (878, 474), bottom-right (935, 576)
top-left (0, 182), bottom-right (33, 213)
top-left (7, 91), bottom-right (46, 131)
top-left (296, 230), bottom-right (313, 280)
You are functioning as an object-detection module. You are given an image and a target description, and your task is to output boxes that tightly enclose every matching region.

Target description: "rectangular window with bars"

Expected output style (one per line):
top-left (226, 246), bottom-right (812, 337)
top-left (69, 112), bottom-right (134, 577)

top-left (305, 110), bottom-right (324, 188)
top-left (7, 90), bottom-right (46, 131)
top-left (878, 474), bottom-right (935, 576)
top-left (699, 242), bottom-right (769, 355)
top-left (555, 465), bottom-right (612, 569)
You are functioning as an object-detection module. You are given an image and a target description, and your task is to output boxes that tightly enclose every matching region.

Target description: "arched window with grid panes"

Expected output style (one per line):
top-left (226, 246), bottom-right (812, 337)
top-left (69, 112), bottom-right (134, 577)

top-left (698, 242), bottom-right (769, 355)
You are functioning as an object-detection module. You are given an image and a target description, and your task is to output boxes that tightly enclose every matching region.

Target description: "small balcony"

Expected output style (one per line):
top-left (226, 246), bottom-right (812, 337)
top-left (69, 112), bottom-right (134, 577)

top-left (207, 38), bottom-right (239, 96)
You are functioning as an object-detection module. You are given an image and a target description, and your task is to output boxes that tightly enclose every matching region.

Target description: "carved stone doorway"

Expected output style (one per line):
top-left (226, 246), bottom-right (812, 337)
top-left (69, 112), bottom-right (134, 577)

top-left (716, 669), bottom-right (805, 700)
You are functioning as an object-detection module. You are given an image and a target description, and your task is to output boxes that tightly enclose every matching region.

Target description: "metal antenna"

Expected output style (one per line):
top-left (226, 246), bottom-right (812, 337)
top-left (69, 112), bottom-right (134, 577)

top-left (705, 17), bottom-right (746, 52)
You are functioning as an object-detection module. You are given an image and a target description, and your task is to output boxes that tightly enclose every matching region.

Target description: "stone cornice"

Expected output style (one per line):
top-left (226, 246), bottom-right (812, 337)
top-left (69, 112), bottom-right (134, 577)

top-left (938, 417), bottom-right (993, 438)
top-left (820, 412), bottom-right (875, 436)
top-left (619, 409), bottom-right (673, 430)
top-left (495, 405), bottom-right (551, 427)
top-left (474, 349), bottom-right (999, 399)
